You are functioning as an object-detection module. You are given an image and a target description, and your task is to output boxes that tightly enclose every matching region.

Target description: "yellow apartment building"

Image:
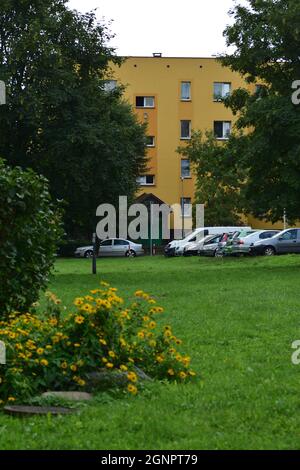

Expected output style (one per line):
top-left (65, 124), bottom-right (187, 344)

top-left (110, 55), bottom-right (285, 234)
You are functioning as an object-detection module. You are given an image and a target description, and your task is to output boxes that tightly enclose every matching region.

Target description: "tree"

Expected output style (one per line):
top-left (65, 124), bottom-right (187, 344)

top-left (0, 0), bottom-right (147, 237)
top-left (218, 0), bottom-right (300, 224)
top-left (178, 131), bottom-right (247, 226)
top-left (0, 159), bottom-right (63, 315)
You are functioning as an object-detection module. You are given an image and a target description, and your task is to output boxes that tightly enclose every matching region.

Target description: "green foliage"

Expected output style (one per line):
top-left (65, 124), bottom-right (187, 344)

top-left (0, 0), bottom-right (147, 237)
top-left (178, 131), bottom-right (247, 225)
top-left (216, 0), bottom-right (300, 223)
top-left (0, 159), bottom-right (63, 315)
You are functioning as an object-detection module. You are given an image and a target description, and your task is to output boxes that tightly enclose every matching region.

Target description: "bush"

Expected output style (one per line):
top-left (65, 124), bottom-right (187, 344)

top-left (0, 159), bottom-right (63, 316)
top-left (0, 282), bottom-right (196, 403)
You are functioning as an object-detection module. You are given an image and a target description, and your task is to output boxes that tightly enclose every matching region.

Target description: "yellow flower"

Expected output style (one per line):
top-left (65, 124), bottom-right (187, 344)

top-left (168, 369), bottom-right (175, 376)
top-left (156, 355), bottom-right (164, 363)
top-left (148, 321), bottom-right (156, 329)
top-left (40, 359), bottom-right (49, 367)
top-left (164, 330), bottom-right (172, 338)
top-left (74, 343), bottom-right (81, 348)
top-left (49, 318), bottom-right (58, 326)
top-left (120, 365), bottom-right (128, 372)
top-left (120, 338), bottom-right (127, 347)
top-left (149, 339), bottom-right (156, 348)
top-left (8, 397), bottom-right (16, 402)
top-left (61, 361), bottom-right (68, 369)
top-left (137, 331), bottom-right (145, 339)
top-left (106, 362), bottom-right (114, 369)
top-left (143, 316), bottom-right (150, 322)
top-left (127, 384), bottom-right (138, 395)
top-left (102, 357), bottom-right (108, 363)
top-left (75, 315), bottom-right (85, 325)
top-left (78, 379), bottom-right (86, 387)
top-left (36, 348), bottom-right (44, 355)
top-left (70, 364), bottom-right (77, 372)
top-left (134, 290), bottom-right (144, 297)
top-left (179, 371), bottom-right (187, 379)
top-left (74, 298), bottom-right (84, 307)
top-left (82, 303), bottom-right (93, 313)
top-left (189, 371), bottom-right (196, 377)
top-left (108, 351), bottom-right (116, 358)
top-left (127, 372), bottom-right (137, 383)
top-left (46, 345), bottom-right (52, 350)
top-left (99, 338), bottom-right (107, 345)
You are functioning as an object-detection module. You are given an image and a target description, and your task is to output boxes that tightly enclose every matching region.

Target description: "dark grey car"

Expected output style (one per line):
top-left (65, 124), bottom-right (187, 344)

top-left (250, 228), bottom-right (300, 256)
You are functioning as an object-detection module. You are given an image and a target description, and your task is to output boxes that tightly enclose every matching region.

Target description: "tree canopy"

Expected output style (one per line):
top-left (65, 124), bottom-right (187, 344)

top-left (0, 0), bottom-right (147, 237)
top-left (183, 0), bottom-right (300, 225)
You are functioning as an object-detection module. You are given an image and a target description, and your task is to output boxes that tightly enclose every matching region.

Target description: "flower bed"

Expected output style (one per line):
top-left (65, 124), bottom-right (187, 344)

top-left (0, 282), bottom-right (196, 404)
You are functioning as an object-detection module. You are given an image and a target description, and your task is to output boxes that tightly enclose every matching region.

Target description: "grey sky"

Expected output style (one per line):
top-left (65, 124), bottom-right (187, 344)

top-left (67, 0), bottom-right (246, 57)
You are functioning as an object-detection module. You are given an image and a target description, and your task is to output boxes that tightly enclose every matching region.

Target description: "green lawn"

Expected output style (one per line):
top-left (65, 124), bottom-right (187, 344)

top-left (1, 255), bottom-right (300, 450)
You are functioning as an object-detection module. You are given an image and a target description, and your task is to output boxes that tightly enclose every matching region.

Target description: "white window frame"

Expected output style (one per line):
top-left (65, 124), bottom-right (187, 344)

top-left (181, 81), bottom-right (191, 101)
top-left (146, 136), bottom-right (155, 147)
top-left (213, 82), bottom-right (231, 101)
top-left (136, 96), bottom-right (155, 108)
top-left (180, 120), bottom-right (191, 140)
top-left (181, 159), bottom-right (191, 178)
top-left (214, 121), bottom-right (231, 140)
top-left (137, 175), bottom-right (155, 186)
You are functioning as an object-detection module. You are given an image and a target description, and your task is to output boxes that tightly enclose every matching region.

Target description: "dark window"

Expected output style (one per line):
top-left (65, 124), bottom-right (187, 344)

top-left (146, 136), bottom-right (155, 147)
top-left (101, 239), bottom-right (112, 246)
top-left (136, 96), bottom-right (144, 107)
top-left (180, 120), bottom-right (191, 139)
top-left (114, 240), bottom-right (129, 246)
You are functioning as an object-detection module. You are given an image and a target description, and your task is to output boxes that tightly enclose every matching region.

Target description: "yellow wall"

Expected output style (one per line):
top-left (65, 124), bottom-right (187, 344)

top-left (112, 56), bottom-right (285, 230)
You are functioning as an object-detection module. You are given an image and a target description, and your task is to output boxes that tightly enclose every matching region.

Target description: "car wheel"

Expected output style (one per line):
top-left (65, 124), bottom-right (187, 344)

top-left (126, 250), bottom-right (136, 258)
top-left (84, 250), bottom-right (94, 258)
top-left (263, 246), bottom-right (276, 256)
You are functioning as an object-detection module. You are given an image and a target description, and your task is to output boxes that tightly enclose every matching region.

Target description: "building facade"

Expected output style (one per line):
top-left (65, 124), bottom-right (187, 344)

top-left (111, 55), bottom-right (284, 232)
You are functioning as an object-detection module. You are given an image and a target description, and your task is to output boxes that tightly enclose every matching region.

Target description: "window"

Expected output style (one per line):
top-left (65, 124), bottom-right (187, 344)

top-left (101, 239), bottom-right (112, 246)
top-left (281, 230), bottom-right (298, 241)
top-left (181, 159), bottom-right (191, 178)
top-left (213, 82), bottom-right (231, 101)
top-left (214, 121), bottom-right (231, 139)
top-left (146, 136), bottom-right (155, 147)
top-left (114, 239), bottom-right (129, 246)
top-left (180, 197), bottom-right (192, 217)
top-left (103, 80), bottom-right (117, 92)
top-left (259, 231), bottom-right (278, 239)
top-left (181, 82), bottom-right (191, 101)
top-left (180, 120), bottom-right (191, 139)
top-left (136, 96), bottom-right (155, 108)
top-left (137, 175), bottom-right (155, 186)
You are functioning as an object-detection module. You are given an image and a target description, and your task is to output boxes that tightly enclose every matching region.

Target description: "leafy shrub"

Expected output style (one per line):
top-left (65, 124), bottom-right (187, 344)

top-left (0, 282), bottom-right (196, 403)
top-left (0, 159), bottom-right (63, 315)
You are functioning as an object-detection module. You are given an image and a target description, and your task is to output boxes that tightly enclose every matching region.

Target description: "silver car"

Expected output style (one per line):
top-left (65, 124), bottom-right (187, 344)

top-left (250, 228), bottom-right (300, 256)
top-left (75, 238), bottom-right (144, 258)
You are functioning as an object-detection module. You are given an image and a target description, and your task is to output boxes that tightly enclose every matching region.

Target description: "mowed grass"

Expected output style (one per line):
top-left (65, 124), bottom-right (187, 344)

top-left (1, 255), bottom-right (300, 450)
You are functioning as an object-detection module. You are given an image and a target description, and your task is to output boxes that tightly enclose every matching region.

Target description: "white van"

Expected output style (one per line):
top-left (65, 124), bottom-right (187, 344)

top-left (164, 226), bottom-right (252, 256)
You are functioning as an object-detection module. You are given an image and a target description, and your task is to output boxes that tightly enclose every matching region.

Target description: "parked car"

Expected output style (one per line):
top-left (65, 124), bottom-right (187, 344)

top-left (75, 238), bottom-right (144, 258)
top-left (225, 230), bottom-right (280, 256)
top-left (250, 228), bottom-right (300, 256)
top-left (199, 233), bottom-right (232, 257)
top-left (164, 226), bottom-right (251, 257)
top-left (216, 230), bottom-right (257, 257)
top-left (183, 234), bottom-right (222, 256)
